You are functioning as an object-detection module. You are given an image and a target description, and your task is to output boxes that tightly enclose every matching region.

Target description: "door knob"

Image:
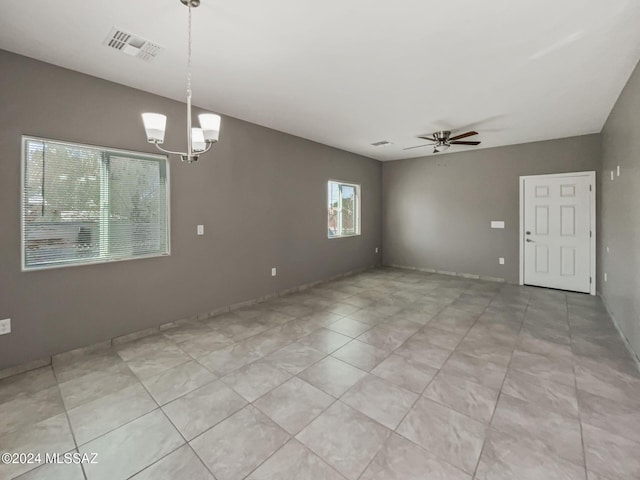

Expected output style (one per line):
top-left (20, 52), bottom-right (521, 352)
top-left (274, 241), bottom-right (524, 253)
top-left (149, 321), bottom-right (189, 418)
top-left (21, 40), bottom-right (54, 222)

top-left (525, 231), bottom-right (531, 235)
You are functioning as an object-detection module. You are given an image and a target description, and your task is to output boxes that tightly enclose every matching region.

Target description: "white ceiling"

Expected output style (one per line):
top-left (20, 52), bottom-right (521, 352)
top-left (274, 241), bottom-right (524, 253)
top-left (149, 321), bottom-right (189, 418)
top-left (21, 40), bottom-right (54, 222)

top-left (1, 0), bottom-right (640, 161)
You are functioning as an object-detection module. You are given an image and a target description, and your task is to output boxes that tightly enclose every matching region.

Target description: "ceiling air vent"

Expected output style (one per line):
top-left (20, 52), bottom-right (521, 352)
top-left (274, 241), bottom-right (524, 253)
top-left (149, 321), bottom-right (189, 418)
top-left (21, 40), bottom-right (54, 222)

top-left (103, 28), bottom-right (161, 62)
top-left (371, 141), bottom-right (393, 147)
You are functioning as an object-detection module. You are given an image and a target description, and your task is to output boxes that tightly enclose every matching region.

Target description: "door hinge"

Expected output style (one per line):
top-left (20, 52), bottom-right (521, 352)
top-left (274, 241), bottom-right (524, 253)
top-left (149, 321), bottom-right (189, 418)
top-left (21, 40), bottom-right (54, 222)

top-left (589, 185), bottom-right (592, 192)
top-left (590, 277), bottom-right (592, 284)
top-left (590, 230), bottom-right (592, 238)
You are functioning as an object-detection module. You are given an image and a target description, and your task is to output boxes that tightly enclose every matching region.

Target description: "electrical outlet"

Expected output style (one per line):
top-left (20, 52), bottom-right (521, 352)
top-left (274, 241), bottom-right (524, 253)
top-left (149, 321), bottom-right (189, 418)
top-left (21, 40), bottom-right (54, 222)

top-left (606, 246), bottom-right (610, 253)
top-left (617, 165), bottom-right (621, 176)
top-left (499, 257), bottom-right (505, 265)
top-left (271, 267), bottom-right (277, 277)
top-left (611, 170), bottom-right (614, 181)
top-left (0, 319), bottom-right (10, 336)
top-left (604, 273), bottom-right (608, 282)
top-left (197, 225), bottom-right (204, 235)
top-left (375, 247), bottom-right (379, 254)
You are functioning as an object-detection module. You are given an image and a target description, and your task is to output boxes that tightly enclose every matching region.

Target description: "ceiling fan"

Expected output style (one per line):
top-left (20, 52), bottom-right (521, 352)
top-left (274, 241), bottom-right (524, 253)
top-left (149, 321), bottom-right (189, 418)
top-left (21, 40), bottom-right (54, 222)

top-left (404, 130), bottom-right (481, 153)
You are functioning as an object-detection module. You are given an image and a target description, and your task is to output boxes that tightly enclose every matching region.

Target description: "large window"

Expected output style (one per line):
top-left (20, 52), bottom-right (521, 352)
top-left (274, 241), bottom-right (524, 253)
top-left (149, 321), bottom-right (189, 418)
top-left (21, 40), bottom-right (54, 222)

top-left (327, 180), bottom-right (360, 238)
top-left (22, 136), bottom-right (170, 270)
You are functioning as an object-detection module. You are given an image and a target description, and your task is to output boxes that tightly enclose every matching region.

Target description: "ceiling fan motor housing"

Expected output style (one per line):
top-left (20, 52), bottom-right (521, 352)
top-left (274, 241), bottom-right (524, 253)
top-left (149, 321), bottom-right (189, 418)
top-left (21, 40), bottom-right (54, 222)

top-left (432, 131), bottom-right (452, 152)
top-left (433, 131), bottom-right (452, 143)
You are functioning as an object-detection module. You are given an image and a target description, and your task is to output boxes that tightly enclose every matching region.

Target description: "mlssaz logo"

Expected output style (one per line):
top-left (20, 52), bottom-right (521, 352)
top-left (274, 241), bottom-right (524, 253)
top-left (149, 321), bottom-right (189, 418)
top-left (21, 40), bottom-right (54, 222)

top-left (45, 452), bottom-right (99, 464)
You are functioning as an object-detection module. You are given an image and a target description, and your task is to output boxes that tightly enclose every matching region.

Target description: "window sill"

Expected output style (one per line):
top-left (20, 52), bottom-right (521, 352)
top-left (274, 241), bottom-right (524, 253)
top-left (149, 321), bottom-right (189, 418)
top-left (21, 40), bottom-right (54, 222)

top-left (327, 234), bottom-right (361, 239)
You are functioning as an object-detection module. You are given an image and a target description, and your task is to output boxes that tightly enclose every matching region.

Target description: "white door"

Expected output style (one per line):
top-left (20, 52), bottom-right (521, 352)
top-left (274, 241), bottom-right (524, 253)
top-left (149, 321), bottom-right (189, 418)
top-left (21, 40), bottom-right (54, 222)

top-left (522, 172), bottom-right (594, 293)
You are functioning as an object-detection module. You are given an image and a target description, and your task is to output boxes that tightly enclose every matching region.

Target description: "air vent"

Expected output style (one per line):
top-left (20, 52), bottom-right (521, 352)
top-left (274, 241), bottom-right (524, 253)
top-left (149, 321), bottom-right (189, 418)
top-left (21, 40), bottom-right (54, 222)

top-left (371, 141), bottom-right (393, 147)
top-left (104, 28), bottom-right (161, 62)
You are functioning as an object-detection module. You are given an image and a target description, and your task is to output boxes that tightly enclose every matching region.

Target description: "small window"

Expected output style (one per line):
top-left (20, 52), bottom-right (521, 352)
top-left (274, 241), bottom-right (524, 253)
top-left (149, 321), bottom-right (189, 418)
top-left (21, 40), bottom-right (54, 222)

top-left (22, 136), bottom-right (170, 270)
top-left (327, 180), bottom-right (361, 238)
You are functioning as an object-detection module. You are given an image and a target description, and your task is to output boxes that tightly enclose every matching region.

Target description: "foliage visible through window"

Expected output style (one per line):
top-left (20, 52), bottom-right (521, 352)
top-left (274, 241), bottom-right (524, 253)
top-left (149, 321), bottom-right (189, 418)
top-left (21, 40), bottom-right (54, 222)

top-left (328, 180), bottom-right (360, 238)
top-left (22, 137), bottom-right (169, 270)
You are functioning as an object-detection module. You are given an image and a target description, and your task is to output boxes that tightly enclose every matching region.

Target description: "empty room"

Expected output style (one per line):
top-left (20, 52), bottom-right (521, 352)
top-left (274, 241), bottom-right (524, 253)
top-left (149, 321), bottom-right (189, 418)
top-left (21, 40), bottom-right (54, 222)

top-left (1, 1), bottom-right (640, 479)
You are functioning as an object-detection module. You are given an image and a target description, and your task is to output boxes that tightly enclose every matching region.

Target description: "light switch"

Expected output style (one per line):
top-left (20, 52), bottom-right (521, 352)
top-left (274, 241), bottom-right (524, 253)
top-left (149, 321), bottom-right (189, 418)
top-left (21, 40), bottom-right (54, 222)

top-left (491, 221), bottom-right (505, 229)
top-left (499, 257), bottom-right (505, 265)
top-left (271, 267), bottom-right (277, 277)
top-left (611, 170), bottom-right (614, 181)
top-left (617, 165), bottom-right (621, 177)
top-left (0, 319), bottom-right (10, 335)
top-left (604, 273), bottom-right (608, 282)
top-left (197, 225), bottom-right (204, 235)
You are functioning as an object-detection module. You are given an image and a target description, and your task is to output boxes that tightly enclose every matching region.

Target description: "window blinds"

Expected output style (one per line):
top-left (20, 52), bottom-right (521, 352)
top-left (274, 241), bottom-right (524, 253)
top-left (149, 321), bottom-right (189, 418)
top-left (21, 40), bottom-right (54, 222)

top-left (22, 137), bottom-right (169, 270)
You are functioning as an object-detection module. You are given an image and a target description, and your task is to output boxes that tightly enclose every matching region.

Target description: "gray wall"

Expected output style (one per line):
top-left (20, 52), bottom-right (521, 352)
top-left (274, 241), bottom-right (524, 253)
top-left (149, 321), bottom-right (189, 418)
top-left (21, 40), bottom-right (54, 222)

top-left (382, 135), bottom-right (601, 283)
top-left (0, 50), bottom-right (382, 369)
top-left (600, 60), bottom-right (640, 359)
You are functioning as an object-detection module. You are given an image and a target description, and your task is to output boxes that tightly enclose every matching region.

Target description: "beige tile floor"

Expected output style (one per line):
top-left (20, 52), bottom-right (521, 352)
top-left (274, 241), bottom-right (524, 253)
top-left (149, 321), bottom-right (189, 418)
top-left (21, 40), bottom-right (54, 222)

top-left (1, 267), bottom-right (640, 479)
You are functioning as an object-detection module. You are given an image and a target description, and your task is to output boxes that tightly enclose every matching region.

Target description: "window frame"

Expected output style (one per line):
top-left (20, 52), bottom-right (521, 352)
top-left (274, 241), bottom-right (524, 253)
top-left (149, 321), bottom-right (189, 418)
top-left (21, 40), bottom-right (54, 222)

top-left (20, 135), bottom-right (171, 272)
top-left (327, 179), bottom-right (361, 239)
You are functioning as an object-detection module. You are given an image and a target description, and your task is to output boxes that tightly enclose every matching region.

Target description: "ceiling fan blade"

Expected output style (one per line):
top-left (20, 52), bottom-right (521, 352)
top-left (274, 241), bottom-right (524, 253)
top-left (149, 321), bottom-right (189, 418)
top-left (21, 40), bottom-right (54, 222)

top-left (403, 143), bottom-right (435, 150)
top-left (417, 136), bottom-right (436, 142)
top-left (449, 131), bottom-right (478, 141)
top-left (450, 141), bottom-right (481, 145)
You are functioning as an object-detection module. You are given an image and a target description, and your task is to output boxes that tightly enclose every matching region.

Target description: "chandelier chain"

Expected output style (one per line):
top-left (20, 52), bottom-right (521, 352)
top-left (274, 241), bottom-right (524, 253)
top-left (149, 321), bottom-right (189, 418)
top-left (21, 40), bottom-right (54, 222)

top-left (187, 1), bottom-right (192, 98)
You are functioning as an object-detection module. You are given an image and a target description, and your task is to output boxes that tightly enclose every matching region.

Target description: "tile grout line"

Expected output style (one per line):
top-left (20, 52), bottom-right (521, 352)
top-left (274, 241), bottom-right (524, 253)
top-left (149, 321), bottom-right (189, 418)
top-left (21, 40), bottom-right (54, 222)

top-left (150, 386), bottom-right (222, 480)
top-left (50, 365), bottom-right (89, 480)
top-left (122, 444), bottom-right (187, 480)
top-left (356, 283), bottom-right (501, 479)
top-left (327, 291), bottom-right (457, 388)
top-left (473, 292), bottom-right (591, 477)
top-left (132, 304), bottom-right (350, 405)
top-left (177, 322), bottom-right (345, 478)
top-left (4, 271), bottom-right (603, 480)
top-left (17, 313), bottom-right (332, 479)
top-left (160, 283), bottom-right (627, 478)
top-left (412, 309), bottom-right (513, 420)
top-left (84, 358), bottom-right (217, 480)
top-left (57, 362), bottom-right (185, 472)
top-left (291, 272), bottom-right (458, 480)
top-left (568, 299), bottom-right (592, 480)
top-left (468, 290), bottom-right (532, 479)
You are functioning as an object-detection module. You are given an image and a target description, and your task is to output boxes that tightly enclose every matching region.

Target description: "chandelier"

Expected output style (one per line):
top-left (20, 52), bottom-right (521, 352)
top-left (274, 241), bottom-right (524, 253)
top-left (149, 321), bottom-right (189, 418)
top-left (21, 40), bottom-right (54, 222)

top-left (141, 0), bottom-right (220, 163)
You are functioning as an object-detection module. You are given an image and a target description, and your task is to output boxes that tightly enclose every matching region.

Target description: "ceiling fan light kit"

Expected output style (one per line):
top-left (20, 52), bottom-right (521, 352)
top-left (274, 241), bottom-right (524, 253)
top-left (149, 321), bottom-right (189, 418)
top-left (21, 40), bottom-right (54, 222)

top-left (404, 130), bottom-right (481, 153)
top-left (141, 0), bottom-right (221, 163)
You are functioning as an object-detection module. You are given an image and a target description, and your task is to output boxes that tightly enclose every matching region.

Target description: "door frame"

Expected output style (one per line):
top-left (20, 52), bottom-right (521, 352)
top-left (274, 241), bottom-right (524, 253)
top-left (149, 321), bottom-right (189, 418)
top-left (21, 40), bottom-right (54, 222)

top-left (518, 171), bottom-right (596, 295)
